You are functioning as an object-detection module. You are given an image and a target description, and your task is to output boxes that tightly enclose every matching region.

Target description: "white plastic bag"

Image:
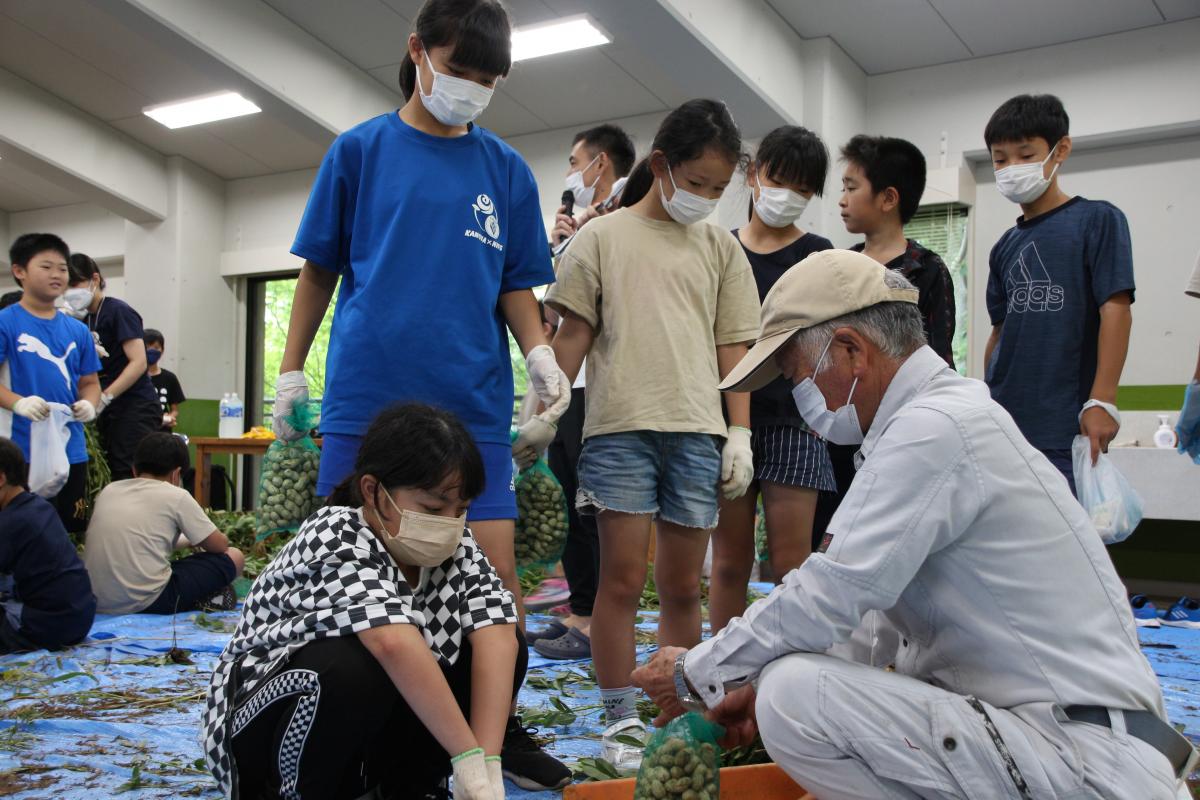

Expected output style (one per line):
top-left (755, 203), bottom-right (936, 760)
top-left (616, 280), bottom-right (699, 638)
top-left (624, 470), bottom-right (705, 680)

top-left (1071, 435), bottom-right (1144, 544)
top-left (28, 403), bottom-right (73, 498)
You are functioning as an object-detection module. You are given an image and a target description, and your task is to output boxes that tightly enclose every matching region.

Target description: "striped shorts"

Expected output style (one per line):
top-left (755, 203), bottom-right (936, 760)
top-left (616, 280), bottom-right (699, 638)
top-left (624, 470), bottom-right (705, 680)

top-left (752, 425), bottom-right (836, 492)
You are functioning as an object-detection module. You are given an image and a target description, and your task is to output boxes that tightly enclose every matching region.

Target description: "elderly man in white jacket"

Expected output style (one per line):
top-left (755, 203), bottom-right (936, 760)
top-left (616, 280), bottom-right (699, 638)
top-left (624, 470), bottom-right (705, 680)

top-left (633, 250), bottom-right (1196, 800)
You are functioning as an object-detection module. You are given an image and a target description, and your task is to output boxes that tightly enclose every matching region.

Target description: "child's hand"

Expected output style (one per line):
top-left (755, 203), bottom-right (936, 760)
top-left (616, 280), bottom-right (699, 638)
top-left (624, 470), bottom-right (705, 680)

top-left (1080, 406), bottom-right (1118, 465)
top-left (12, 396), bottom-right (50, 421)
top-left (72, 399), bottom-right (97, 423)
top-left (720, 426), bottom-right (754, 499)
top-left (512, 416), bottom-right (556, 470)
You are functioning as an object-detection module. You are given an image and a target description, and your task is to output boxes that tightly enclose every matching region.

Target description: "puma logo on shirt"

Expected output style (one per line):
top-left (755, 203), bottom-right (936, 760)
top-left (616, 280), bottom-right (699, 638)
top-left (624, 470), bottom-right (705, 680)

top-left (17, 333), bottom-right (77, 390)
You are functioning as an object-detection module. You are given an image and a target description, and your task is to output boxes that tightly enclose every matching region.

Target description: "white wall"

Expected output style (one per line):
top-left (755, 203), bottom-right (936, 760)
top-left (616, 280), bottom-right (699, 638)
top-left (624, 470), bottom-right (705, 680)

top-left (1, 204), bottom-right (127, 295)
top-left (866, 19), bottom-right (1200, 384)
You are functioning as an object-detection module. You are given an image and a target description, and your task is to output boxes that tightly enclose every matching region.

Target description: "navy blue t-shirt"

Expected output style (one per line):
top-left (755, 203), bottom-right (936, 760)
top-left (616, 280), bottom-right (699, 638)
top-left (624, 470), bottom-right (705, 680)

top-left (87, 297), bottom-right (159, 412)
top-left (0, 305), bottom-right (101, 464)
top-left (735, 230), bottom-right (834, 428)
top-left (0, 492), bottom-right (95, 648)
top-left (985, 197), bottom-right (1135, 449)
top-left (292, 113), bottom-right (555, 444)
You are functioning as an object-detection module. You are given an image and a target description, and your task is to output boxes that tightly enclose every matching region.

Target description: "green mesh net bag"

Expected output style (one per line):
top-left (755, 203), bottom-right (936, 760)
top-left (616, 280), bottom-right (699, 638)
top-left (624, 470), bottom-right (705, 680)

top-left (634, 712), bottom-right (724, 800)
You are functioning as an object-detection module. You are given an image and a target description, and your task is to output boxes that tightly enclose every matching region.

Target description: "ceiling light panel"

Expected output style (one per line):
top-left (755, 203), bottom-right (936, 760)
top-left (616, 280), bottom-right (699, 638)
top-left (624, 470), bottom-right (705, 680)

top-left (511, 15), bottom-right (610, 62)
top-left (143, 92), bottom-right (262, 129)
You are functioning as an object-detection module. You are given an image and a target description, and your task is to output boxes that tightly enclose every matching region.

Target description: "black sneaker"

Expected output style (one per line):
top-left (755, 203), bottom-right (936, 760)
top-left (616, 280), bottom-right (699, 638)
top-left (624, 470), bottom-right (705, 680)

top-left (500, 715), bottom-right (572, 791)
top-left (198, 585), bottom-right (238, 612)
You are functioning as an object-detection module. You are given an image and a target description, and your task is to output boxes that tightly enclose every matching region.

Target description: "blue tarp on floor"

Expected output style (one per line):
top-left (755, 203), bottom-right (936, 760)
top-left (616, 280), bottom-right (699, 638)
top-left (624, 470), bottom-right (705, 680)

top-left (1, 596), bottom-right (1197, 798)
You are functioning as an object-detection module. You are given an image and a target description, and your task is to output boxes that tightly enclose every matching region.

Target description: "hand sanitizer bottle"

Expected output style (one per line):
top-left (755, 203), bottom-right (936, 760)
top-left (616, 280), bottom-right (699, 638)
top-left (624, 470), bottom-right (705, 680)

top-left (1153, 414), bottom-right (1177, 449)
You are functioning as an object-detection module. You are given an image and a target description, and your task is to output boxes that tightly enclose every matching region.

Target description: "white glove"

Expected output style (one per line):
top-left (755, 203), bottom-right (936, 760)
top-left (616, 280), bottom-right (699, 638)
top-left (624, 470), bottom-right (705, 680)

top-left (486, 755), bottom-right (505, 799)
top-left (98, 392), bottom-right (114, 414)
top-left (13, 395), bottom-right (50, 421)
top-left (272, 371), bottom-right (310, 443)
top-left (512, 416), bottom-right (557, 471)
top-left (72, 399), bottom-right (97, 423)
top-left (91, 331), bottom-right (109, 359)
top-left (720, 426), bottom-right (754, 500)
top-left (525, 345), bottom-right (572, 424)
top-left (451, 748), bottom-right (494, 800)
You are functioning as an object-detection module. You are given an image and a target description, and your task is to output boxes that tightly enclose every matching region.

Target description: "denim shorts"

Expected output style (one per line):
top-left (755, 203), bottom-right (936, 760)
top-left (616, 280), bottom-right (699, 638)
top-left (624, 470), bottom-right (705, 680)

top-left (576, 431), bottom-right (722, 529)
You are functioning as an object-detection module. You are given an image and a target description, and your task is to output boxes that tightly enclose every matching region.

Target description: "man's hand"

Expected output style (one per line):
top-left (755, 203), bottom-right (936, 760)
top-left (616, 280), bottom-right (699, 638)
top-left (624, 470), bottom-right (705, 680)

top-left (1080, 405), bottom-right (1119, 465)
top-left (551, 212), bottom-right (577, 247)
top-left (707, 686), bottom-right (759, 749)
top-left (631, 646), bottom-right (688, 726)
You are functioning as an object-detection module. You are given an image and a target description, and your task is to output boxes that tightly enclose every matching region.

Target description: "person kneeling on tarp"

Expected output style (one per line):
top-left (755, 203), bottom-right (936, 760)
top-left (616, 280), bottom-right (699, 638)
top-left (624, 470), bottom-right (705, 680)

top-left (633, 250), bottom-right (1197, 800)
top-left (202, 403), bottom-right (524, 800)
top-left (0, 436), bottom-right (95, 654)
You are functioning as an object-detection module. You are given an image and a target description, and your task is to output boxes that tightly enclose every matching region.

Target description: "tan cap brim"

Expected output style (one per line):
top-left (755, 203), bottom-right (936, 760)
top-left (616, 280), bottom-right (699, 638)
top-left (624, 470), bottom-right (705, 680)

top-left (718, 327), bottom-right (799, 393)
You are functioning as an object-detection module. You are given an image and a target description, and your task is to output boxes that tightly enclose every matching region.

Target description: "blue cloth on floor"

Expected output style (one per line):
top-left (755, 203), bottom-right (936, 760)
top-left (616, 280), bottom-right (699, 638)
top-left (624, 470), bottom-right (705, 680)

top-left (1, 595), bottom-right (1197, 798)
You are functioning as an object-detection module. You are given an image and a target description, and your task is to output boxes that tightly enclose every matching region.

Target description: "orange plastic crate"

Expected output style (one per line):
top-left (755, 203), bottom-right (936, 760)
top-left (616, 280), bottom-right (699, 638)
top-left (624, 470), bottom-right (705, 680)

top-left (563, 763), bottom-right (807, 799)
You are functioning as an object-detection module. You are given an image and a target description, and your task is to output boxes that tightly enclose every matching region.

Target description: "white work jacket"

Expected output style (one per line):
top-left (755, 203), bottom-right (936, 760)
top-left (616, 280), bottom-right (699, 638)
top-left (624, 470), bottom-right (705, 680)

top-left (687, 346), bottom-right (1164, 721)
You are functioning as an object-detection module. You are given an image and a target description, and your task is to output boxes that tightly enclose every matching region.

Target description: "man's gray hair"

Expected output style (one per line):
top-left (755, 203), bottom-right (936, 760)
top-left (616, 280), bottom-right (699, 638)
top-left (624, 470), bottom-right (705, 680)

top-left (793, 270), bottom-right (927, 370)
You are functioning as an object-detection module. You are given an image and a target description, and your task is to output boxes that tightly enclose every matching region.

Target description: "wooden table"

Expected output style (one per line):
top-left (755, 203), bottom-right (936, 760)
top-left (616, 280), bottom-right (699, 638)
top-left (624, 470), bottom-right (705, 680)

top-left (191, 436), bottom-right (322, 508)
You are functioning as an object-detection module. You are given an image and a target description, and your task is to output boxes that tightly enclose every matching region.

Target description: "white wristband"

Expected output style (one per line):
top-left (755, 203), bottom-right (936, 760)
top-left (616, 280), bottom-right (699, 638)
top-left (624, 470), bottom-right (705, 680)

top-left (1079, 399), bottom-right (1120, 427)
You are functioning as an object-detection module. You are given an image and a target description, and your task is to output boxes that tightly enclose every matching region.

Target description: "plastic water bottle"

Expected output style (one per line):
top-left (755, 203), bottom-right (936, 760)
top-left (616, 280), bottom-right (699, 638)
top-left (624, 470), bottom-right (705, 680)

top-left (219, 392), bottom-right (245, 439)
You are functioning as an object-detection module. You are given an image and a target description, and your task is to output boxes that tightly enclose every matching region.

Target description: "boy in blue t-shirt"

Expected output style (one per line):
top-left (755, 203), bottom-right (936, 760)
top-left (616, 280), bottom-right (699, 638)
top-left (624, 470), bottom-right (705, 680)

top-left (0, 437), bottom-right (96, 653)
top-left (983, 95), bottom-right (1135, 494)
top-left (0, 234), bottom-right (103, 531)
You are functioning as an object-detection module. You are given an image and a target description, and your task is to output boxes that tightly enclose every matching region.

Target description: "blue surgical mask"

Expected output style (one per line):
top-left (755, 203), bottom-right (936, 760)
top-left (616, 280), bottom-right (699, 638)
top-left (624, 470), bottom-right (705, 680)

top-left (790, 336), bottom-right (864, 446)
top-left (146, 349), bottom-right (162, 366)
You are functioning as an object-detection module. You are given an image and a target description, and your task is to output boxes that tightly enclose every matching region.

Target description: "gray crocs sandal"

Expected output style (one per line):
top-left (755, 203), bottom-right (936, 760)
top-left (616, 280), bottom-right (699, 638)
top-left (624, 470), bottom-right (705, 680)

top-left (532, 627), bottom-right (591, 660)
top-left (526, 619), bottom-right (569, 645)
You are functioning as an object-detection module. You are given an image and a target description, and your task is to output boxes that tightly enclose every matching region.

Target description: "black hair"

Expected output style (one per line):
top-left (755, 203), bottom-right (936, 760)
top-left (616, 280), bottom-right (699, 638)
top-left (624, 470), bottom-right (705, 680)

top-left (754, 126), bottom-right (828, 197)
top-left (573, 124), bottom-right (637, 178)
top-left (0, 437), bottom-right (29, 491)
top-left (398, 0), bottom-right (511, 101)
top-left (144, 328), bottom-right (165, 348)
top-left (68, 253), bottom-right (106, 291)
top-left (984, 94), bottom-right (1069, 150)
top-left (0, 290), bottom-right (22, 310)
top-left (840, 135), bottom-right (926, 224)
top-left (9, 233), bottom-right (69, 269)
top-left (134, 433), bottom-right (191, 476)
top-left (622, 99), bottom-right (746, 208)
top-left (327, 403), bottom-right (485, 508)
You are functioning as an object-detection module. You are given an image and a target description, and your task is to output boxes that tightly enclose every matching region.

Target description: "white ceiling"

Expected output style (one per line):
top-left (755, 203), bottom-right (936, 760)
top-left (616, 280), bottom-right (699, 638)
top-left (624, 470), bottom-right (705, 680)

top-left (1, 0), bottom-right (1198, 213)
top-left (768, 0), bottom-right (1200, 75)
top-left (0, 158), bottom-right (81, 213)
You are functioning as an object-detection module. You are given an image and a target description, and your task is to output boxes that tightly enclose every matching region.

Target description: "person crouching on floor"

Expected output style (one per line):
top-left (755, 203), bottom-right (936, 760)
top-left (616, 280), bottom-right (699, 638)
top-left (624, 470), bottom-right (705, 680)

top-left (0, 436), bottom-right (95, 654)
top-left (202, 403), bottom-right (525, 800)
top-left (83, 433), bottom-right (244, 615)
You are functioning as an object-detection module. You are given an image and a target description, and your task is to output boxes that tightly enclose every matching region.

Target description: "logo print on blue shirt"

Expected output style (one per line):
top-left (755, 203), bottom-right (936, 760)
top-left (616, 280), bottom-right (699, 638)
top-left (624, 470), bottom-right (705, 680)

top-left (1005, 241), bottom-right (1064, 314)
top-left (473, 194), bottom-right (501, 239)
top-left (17, 333), bottom-right (77, 389)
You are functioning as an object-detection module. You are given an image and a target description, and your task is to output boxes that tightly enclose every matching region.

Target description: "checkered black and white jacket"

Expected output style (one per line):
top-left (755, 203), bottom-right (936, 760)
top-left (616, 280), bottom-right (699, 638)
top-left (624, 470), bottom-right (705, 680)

top-left (200, 505), bottom-right (517, 796)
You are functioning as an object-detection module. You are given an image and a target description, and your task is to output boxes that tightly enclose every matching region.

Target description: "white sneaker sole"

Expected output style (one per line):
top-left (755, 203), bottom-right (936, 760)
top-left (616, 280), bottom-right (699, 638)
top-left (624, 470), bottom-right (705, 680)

top-left (1134, 618), bottom-right (1161, 628)
top-left (1161, 619), bottom-right (1200, 629)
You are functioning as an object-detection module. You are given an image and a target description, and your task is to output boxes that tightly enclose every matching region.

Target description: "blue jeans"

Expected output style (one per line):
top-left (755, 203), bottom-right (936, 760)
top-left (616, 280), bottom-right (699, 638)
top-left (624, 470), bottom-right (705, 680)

top-left (576, 431), bottom-right (723, 529)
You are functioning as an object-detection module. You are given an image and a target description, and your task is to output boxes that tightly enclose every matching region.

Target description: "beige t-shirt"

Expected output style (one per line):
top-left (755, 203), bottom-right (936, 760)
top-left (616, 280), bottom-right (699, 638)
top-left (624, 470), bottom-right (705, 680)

top-left (546, 209), bottom-right (760, 440)
top-left (1188, 249), bottom-right (1200, 298)
top-left (83, 478), bottom-right (218, 614)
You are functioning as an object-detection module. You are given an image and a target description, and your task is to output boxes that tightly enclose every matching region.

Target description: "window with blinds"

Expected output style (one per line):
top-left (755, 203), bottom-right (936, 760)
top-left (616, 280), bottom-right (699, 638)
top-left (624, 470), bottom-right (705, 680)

top-left (904, 203), bottom-right (970, 373)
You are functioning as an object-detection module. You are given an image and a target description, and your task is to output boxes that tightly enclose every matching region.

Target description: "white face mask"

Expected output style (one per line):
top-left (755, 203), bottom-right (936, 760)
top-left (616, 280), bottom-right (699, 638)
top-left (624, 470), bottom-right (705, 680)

top-left (659, 165), bottom-right (720, 225)
top-left (415, 51), bottom-right (494, 127)
top-left (790, 336), bottom-right (864, 446)
top-left (565, 154), bottom-right (602, 208)
top-left (59, 288), bottom-right (94, 320)
top-left (995, 142), bottom-right (1060, 205)
top-left (371, 486), bottom-right (465, 567)
top-left (753, 172), bottom-right (810, 228)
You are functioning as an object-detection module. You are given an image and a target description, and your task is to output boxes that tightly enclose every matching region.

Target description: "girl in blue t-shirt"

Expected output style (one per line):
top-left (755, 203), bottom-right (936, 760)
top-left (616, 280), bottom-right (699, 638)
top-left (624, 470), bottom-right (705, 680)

top-left (709, 126), bottom-right (837, 634)
top-left (271, 0), bottom-right (571, 788)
